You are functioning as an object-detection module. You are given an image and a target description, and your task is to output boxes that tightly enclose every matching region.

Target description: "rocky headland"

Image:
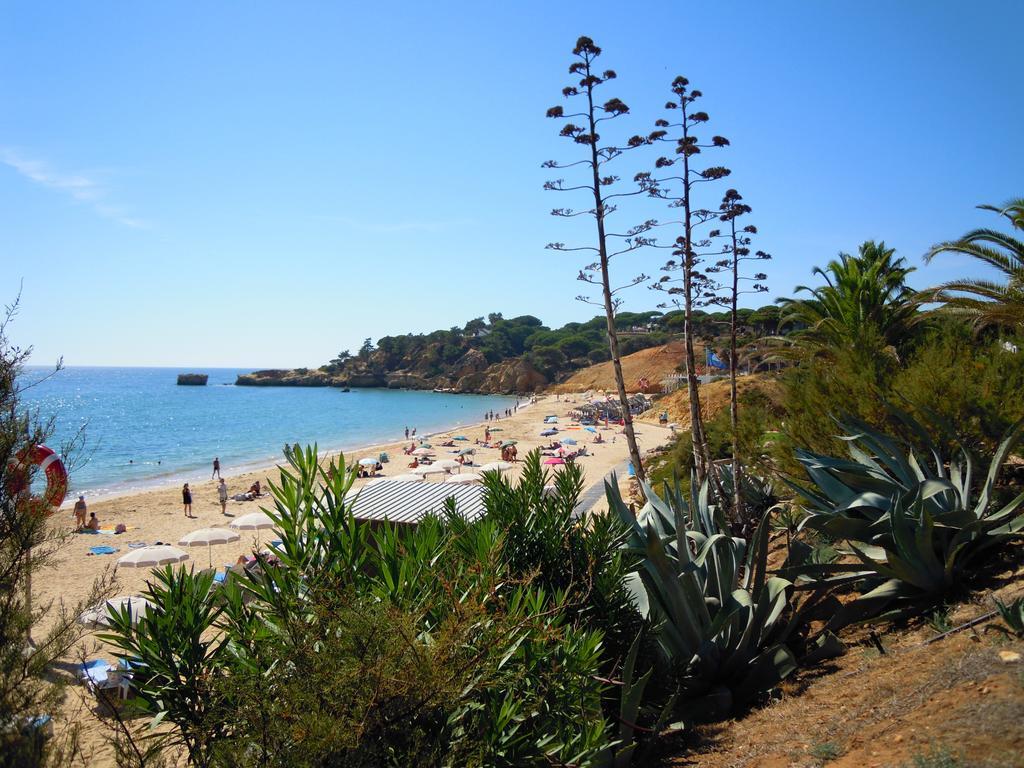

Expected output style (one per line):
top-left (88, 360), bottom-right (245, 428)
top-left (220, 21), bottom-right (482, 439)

top-left (235, 350), bottom-right (548, 395)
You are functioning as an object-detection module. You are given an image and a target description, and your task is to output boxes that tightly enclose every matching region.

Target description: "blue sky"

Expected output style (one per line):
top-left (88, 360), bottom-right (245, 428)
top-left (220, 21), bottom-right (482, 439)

top-left (2, 1), bottom-right (1021, 367)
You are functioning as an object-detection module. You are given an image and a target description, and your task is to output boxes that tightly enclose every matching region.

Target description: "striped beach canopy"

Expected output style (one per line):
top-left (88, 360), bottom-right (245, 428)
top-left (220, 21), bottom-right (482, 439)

top-left (347, 480), bottom-right (485, 525)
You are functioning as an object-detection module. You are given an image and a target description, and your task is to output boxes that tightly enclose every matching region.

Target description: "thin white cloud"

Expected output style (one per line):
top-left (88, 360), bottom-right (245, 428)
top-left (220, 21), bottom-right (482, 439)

top-left (0, 147), bottom-right (148, 228)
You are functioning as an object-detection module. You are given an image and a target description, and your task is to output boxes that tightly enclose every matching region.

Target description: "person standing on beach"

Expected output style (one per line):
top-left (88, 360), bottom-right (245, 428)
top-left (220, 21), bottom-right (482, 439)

top-left (218, 478), bottom-right (229, 515)
top-left (183, 483), bottom-right (194, 518)
top-left (405, 426), bottom-right (409, 439)
top-left (212, 457), bottom-right (221, 479)
top-left (73, 495), bottom-right (87, 529)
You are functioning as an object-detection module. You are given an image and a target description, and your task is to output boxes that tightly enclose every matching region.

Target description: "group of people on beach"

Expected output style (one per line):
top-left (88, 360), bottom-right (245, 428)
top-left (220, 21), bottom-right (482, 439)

top-left (180, 458), bottom-right (264, 518)
top-left (73, 494), bottom-right (101, 531)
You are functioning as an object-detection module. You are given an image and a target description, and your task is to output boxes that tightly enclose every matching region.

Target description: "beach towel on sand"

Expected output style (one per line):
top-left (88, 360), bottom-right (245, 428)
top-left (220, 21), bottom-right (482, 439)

top-left (88, 545), bottom-right (118, 556)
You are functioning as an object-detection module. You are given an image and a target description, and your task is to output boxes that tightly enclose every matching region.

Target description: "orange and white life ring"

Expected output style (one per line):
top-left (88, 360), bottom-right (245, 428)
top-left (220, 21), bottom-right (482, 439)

top-left (6, 444), bottom-right (68, 514)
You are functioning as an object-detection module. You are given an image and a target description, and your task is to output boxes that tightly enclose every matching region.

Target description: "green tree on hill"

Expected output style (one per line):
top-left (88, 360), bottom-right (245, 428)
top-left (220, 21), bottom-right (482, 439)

top-left (925, 197), bottom-right (1024, 333)
top-left (777, 240), bottom-right (920, 360)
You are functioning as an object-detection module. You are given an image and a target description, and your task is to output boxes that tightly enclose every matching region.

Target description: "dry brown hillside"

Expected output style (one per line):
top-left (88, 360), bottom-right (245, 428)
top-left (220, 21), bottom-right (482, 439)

top-left (639, 374), bottom-right (784, 430)
top-left (550, 341), bottom-right (700, 394)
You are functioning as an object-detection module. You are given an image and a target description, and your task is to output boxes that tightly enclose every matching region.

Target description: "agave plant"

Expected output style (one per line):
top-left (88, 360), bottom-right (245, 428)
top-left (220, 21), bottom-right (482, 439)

top-left (606, 475), bottom-right (798, 721)
top-left (993, 596), bottom-right (1024, 637)
top-left (792, 413), bottom-right (1024, 543)
top-left (787, 415), bottom-right (1024, 624)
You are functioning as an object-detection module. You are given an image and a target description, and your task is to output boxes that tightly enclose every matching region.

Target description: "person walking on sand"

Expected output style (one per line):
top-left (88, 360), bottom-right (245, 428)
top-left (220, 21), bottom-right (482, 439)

top-left (218, 478), bottom-right (229, 515)
top-left (212, 457), bottom-right (221, 480)
top-left (405, 426), bottom-right (409, 439)
top-left (182, 483), bottom-right (194, 518)
top-left (73, 494), bottom-right (88, 529)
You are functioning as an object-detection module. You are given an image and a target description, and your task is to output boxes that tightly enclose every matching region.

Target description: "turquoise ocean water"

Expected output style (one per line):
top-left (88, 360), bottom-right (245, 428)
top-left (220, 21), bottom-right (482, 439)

top-left (19, 367), bottom-right (517, 500)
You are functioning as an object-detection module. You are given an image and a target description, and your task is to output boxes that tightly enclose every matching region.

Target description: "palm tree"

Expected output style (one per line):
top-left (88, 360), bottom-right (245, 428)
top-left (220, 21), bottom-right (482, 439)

top-left (777, 241), bottom-right (920, 359)
top-left (924, 198), bottom-right (1024, 332)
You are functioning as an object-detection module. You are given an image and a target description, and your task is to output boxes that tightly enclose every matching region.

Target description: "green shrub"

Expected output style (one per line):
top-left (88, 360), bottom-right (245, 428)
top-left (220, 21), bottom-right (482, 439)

top-left (103, 446), bottom-right (620, 767)
top-left (777, 322), bottom-right (1024, 462)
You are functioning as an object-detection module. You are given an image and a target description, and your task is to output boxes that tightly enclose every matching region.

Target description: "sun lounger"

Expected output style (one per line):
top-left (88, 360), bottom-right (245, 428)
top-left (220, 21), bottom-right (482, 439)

top-left (79, 659), bottom-right (131, 700)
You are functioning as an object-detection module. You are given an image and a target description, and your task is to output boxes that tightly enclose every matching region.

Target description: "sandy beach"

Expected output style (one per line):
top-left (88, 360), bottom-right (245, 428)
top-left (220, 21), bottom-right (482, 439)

top-left (38, 392), bottom-right (673, 765)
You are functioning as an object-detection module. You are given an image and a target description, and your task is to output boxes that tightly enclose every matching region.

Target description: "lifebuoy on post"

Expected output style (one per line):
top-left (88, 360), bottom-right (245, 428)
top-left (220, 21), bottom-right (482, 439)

top-left (6, 444), bottom-right (68, 515)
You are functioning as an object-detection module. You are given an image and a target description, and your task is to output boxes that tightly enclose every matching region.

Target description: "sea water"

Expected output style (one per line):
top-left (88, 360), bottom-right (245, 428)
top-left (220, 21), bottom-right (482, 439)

top-left (18, 367), bottom-right (518, 499)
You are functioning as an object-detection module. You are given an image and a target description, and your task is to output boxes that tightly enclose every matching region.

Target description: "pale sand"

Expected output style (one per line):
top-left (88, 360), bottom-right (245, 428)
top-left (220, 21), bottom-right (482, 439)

top-left (37, 393), bottom-right (674, 765)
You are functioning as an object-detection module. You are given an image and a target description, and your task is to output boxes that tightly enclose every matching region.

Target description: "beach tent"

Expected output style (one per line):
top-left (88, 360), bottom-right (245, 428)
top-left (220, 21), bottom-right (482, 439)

top-left (79, 596), bottom-right (153, 628)
top-left (342, 480), bottom-right (486, 525)
top-left (117, 545), bottom-right (189, 569)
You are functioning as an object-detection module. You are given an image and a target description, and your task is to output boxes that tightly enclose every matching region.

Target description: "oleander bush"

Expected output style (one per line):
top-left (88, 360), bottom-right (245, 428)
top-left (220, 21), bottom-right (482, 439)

top-left (103, 446), bottom-right (634, 767)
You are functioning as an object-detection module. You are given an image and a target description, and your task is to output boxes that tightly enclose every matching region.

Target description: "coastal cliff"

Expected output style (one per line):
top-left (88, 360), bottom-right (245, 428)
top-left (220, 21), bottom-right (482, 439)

top-left (235, 311), bottom-right (690, 394)
top-left (235, 357), bottom-right (548, 395)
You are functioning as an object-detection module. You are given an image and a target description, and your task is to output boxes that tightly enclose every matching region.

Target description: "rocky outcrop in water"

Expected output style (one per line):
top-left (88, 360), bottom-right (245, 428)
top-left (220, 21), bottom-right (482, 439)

top-left (177, 373), bottom-right (208, 386)
top-left (236, 369), bottom-right (333, 387)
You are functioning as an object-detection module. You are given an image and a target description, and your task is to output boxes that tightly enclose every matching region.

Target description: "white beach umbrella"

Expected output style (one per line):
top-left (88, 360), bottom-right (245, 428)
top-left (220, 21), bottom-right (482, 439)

top-left (479, 461), bottom-right (513, 473)
top-left (445, 473), bottom-right (481, 484)
top-left (358, 457), bottom-right (378, 466)
top-left (368, 474), bottom-right (424, 484)
top-left (411, 447), bottom-right (433, 457)
top-left (178, 527), bottom-right (241, 566)
top-left (229, 511), bottom-right (277, 531)
top-left (434, 459), bottom-right (462, 470)
top-left (117, 545), bottom-right (189, 569)
top-left (414, 464), bottom-right (449, 476)
top-left (79, 595), bottom-right (154, 628)
top-left (179, 527), bottom-right (240, 547)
